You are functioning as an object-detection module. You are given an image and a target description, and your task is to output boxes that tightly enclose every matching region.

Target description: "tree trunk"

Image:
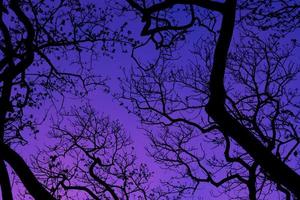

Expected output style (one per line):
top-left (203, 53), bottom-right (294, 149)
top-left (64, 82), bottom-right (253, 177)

top-left (206, 0), bottom-right (300, 197)
top-left (0, 159), bottom-right (13, 200)
top-left (0, 143), bottom-right (56, 200)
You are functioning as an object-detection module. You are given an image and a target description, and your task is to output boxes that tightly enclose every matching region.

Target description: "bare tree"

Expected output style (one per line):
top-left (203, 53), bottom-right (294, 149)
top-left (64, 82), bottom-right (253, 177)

top-left (118, 0), bottom-right (300, 199)
top-left (32, 104), bottom-right (152, 200)
top-left (0, 0), bottom-right (133, 199)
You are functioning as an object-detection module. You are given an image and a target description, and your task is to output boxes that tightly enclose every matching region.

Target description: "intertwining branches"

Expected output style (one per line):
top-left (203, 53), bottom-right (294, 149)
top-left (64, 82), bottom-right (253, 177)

top-left (238, 1), bottom-right (300, 35)
top-left (119, 33), bottom-right (300, 200)
top-left (0, 0), bottom-right (136, 199)
top-left (33, 104), bottom-right (152, 200)
top-left (115, 0), bottom-right (220, 49)
top-left (120, 0), bottom-right (300, 199)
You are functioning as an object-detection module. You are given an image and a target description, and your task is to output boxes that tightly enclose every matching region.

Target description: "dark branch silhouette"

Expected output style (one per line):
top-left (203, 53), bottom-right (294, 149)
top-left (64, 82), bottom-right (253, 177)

top-left (33, 104), bottom-right (152, 200)
top-left (120, 0), bottom-right (300, 199)
top-left (0, 0), bottom-right (133, 198)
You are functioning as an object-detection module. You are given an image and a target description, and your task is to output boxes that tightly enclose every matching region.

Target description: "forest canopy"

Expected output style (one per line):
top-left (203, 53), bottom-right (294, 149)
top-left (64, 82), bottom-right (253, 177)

top-left (0, 0), bottom-right (300, 200)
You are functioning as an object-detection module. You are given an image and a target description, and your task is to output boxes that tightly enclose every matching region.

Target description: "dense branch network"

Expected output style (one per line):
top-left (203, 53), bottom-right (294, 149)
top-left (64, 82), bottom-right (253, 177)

top-left (0, 0), bottom-right (134, 199)
top-left (119, 0), bottom-right (300, 199)
top-left (33, 104), bottom-right (152, 200)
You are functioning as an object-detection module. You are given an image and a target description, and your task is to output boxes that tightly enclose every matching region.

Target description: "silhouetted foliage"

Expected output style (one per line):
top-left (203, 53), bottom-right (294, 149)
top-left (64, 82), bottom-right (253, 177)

top-left (1, 0), bottom-right (300, 199)
top-left (118, 0), bottom-right (300, 199)
top-left (33, 104), bottom-right (152, 200)
top-left (0, 0), bottom-right (134, 199)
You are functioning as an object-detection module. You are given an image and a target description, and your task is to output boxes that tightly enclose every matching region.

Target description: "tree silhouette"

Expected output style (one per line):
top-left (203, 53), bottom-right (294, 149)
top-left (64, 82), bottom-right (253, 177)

top-left (120, 35), bottom-right (300, 199)
top-left (239, 1), bottom-right (300, 35)
top-left (0, 0), bottom-right (132, 199)
top-left (2, 0), bottom-right (299, 199)
top-left (119, 0), bottom-right (300, 199)
top-left (32, 104), bottom-right (152, 200)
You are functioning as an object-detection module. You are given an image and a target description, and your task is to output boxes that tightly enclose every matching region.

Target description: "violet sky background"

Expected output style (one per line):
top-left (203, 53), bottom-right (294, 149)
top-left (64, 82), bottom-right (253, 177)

top-left (9, 1), bottom-right (300, 199)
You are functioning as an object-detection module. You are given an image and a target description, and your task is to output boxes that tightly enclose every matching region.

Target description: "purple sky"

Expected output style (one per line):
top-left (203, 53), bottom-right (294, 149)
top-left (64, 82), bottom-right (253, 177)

top-left (7, 1), bottom-right (299, 199)
top-left (16, 29), bottom-right (225, 200)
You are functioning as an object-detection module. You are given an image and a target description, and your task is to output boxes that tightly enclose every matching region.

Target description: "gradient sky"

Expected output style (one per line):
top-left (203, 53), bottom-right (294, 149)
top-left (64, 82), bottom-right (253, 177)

top-left (9, 1), bottom-right (299, 199)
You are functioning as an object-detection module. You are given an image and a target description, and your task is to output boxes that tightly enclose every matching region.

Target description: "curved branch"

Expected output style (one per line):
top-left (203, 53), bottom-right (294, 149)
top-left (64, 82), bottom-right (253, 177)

top-left (0, 142), bottom-right (55, 200)
top-left (60, 179), bottom-right (99, 200)
top-left (205, 0), bottom-right (300, 197)
top-left (0, 159), bottom-right (13, 200)
top-left (89, 160), bottom-right (119, 200)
